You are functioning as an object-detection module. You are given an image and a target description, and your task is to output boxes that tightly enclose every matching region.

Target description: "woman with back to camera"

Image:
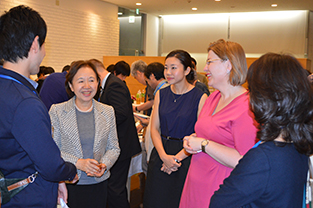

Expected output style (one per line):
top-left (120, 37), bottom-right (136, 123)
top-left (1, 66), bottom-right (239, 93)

top-left (209, 53), bottom-right (313, 207)
top-left (49, 60), bottom-right (120, 208)
top-left (180, 39), bottom-right (257, 208)
top-left (143, 50), bottom-right (207, 208)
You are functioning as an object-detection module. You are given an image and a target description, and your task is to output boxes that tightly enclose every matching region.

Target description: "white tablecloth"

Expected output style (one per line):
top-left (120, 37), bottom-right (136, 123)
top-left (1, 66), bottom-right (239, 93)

top-left (128, 152), bottom-right (143, 177)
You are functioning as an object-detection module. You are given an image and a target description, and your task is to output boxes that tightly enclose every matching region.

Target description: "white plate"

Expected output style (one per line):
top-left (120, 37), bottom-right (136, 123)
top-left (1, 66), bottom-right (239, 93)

top-left (134, 112), bottom-right (150, 119)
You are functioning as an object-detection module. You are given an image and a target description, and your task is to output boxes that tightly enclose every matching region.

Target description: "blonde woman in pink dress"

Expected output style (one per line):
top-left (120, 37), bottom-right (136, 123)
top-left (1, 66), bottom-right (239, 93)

top-left (179, 39), bottom-right (257, 208)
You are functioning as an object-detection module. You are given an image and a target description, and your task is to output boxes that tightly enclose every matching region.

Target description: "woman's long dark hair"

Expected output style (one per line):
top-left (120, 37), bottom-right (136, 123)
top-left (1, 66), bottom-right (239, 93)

top-left (247, 53), bottom-right (313, 155)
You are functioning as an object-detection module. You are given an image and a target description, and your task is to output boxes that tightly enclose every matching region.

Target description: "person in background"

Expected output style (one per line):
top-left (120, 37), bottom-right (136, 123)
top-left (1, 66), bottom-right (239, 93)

top-left (40, 64), bottom-right (70, 110)
top-left (137, 62), bottom-right (170, 161)
top-left (36, 65), bottom-right (55, 92)
top-left (111, 60), bottom-right (130, 82)
top-left (143, 50), bottom-right (207, 208)
top-left (189, 58), bottom-right (210, 96)
top-left (135, 62), bottom-right (169, 131)
top-left (133, 62), bottom-right (169, 207)
top-left (106, 64), bottom-right (115, 73)
top-left (62, 64), bottom-right (70, 72)
top-left (131, 60), bottom-right (154, 116)
top-left (188, 68), bottom-right (210, 96)
top-left (0, 5), bottom-right (77, 207)
top-left (180, 39), bottom-right (257, 208)
top-left (191, 57), bottom-right (209, 88)
top-left (134, 61), bottom-right (169, 196)
top-left (36, 66), bottom-right (55, 81)
top-left (144, 62), bottom-right (169, 97)
top-left (90, 59), bottom-right (141, 208)
top-left (210, 53), bottom-right (313, 207)
top-left (49, 60), bottom-right (120, 208)
top-left (308, 73), bottom-right (313, 83)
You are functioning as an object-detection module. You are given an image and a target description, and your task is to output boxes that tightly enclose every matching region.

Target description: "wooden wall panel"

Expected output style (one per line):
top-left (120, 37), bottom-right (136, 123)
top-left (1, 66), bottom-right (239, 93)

top-left (104, 56), bottom-right (310, 95)
top-left (246, 58), bottom-right (310, 70)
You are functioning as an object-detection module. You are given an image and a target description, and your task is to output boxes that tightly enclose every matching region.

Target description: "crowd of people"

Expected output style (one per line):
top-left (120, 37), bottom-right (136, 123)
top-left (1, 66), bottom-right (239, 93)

top-left (1, 4), bottom-right (313, 208)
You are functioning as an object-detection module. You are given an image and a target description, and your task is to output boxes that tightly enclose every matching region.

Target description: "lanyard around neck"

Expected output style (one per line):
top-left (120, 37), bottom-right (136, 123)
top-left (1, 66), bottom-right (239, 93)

top-left (0, 74), bottom-right (37, 96)
top-left (252, 140), bottom-right (262, 148)
top-left (154, 81), bottom-right (166, 95)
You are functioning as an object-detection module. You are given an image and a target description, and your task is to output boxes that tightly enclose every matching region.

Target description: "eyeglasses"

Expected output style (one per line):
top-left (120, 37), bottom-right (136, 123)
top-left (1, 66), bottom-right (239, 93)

top-left (206, 58), bottom-right (222, 66)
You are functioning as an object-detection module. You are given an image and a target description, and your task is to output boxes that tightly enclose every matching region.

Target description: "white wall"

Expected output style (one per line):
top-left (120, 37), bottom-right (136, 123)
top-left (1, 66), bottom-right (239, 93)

top-left (161, 11), bottom-right (309, 72)
top-left (161, 14), bottom-right (229, 54)
top-left (144, 14), bottom-right (159, 56)
top-left (229, 11), bottom-right (307, 57)
top-left (0, 0), bottom-right (119, 72)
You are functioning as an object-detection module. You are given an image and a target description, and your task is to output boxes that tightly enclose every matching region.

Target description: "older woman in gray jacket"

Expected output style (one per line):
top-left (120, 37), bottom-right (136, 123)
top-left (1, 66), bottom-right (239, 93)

top-left (49, 60), bottom-right (120, 208)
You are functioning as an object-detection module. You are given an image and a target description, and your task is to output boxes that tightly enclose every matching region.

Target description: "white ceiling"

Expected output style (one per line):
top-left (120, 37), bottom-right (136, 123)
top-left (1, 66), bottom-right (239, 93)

top-left (102, 0), bottom-right (313, 16)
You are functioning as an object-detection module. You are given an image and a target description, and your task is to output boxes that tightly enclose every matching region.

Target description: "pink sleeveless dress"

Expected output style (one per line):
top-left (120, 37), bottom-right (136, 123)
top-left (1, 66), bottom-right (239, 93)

top-left (179, 91), bottom-right (257, 208)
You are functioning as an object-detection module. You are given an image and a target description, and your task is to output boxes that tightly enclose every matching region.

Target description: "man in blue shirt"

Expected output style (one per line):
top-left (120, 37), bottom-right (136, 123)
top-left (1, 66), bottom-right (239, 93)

top-left (0, 5), bottom-right (77, 207)
top-left (40, 65), bottom-right (70, 110)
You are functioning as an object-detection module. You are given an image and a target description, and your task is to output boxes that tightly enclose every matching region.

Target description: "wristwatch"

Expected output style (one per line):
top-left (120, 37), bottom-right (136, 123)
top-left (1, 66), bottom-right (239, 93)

top-left (201, 140), bottom-right (209, 153)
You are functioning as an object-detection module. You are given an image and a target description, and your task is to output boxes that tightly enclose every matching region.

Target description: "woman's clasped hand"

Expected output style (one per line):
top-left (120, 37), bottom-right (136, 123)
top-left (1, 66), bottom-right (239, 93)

top-left (76, 158), bottom-right (107, 177)
top-left (183, 133), bottom-right (203, 154)
top-left (160, 155), bottom-right (182, 174)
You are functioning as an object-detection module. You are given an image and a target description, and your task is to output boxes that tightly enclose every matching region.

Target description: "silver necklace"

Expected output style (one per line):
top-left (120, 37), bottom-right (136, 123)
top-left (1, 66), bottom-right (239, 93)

top-left (172, 93), bottom-right (184, 103)
top-left (172, 87), bottom-right (188, 102)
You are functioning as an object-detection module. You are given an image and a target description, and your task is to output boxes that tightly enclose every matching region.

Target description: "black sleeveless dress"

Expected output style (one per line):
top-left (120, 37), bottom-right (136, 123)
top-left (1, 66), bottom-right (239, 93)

top-left (143, 86), bottom-right (204, 208)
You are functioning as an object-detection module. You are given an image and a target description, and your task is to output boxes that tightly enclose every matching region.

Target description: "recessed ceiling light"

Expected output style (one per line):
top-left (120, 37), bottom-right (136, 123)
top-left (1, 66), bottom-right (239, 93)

top-left (118, 12), bottom-right (123, 15)
top-left (215, 0), bottom-right (221, 2)
top-left (192, 7), bottom-right (197, 11)
top-left (136, 3), bottom-right (142, 6)
top-left (271, 4), bottom-right (278, 7)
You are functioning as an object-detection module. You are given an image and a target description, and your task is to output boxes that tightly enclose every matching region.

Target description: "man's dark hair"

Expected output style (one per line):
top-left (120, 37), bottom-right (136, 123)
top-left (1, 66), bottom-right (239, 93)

top-left (0, 5), bottom-right (47, 63)
top-left (62, 65), bottom-right (70, 72)
top-left (114, 61), bottom-right (130, 76)
top-left (106, 64), bottom-right (115, 73)
top-left (37, 66), bottom-right (55, 77)
top-left (144, 62), bottom-right (165, 80)
top-left (45, 67), bottom-right (55, 74)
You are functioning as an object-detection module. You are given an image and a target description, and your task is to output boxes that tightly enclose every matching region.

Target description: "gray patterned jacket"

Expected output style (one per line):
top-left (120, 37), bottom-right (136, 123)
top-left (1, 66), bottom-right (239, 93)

top-left (49, 97), bottom-right (120, 182)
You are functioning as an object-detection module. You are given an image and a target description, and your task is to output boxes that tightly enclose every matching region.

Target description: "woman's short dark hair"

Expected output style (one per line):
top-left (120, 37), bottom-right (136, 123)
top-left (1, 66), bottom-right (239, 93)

top-left (247, 52), bottom-right (313, 155)
top-left (165, 50), bottom-right (195, 82)
top-left (65, 60), bottom-right (100, 98)
top-left (0, 5), bottom-right (47, 63)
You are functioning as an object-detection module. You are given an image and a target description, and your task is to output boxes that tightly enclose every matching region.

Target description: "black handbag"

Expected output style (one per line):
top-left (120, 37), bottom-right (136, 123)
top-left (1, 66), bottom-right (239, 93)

top-left (0, 170), bottom-right (37, 207)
